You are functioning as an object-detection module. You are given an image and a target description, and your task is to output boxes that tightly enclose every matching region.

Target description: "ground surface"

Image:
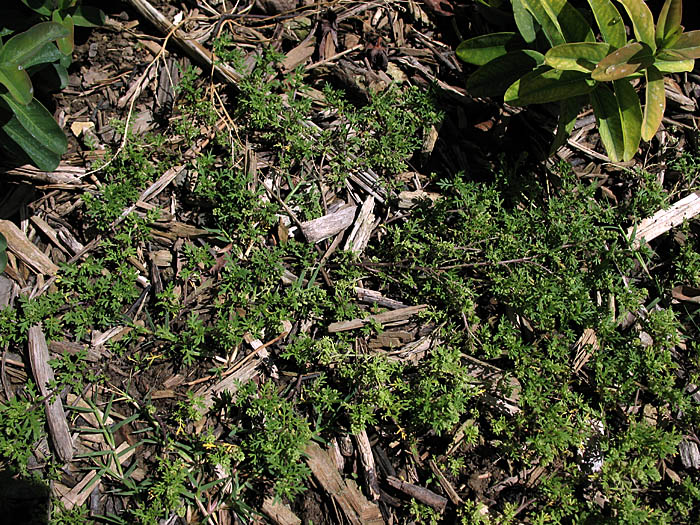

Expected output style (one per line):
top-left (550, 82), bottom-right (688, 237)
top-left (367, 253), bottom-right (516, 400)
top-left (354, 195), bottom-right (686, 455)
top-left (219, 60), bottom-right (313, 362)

top-left (2, 1), bottom-right (700, 524)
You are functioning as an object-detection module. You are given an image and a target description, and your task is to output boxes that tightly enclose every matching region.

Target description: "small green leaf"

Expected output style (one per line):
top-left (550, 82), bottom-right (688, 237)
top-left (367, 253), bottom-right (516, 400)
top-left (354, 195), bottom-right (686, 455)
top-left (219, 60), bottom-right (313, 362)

top-left (545, 42), bottom-right (612, 72)
top-left (0, 93), bottom-right (67, 155)
top-left (656, 0), bottom-right (682, 48)
top-left (590, 84), bottom-right (624, 161)
top-left (0, 22), bottom-right (69, 66)
top-left (586, 0), bottom-right (626, 48)
top-left (68, 6), bottom-right (106, 27)
top-left (641, 65), bottom-right (664, 142)
top-left (53, 12), bottom-right (75, 56)
top-left (591, 42), bottom-right (653, 81)
top-left (613, 79), bottom-right (642, 161)
top-left (550, 96), bottom-right (586, 154)
top-left (456, 33), bottom-right (520, 66)
top-left (512, 0), bottom-right (537, 43)
top-left (654, 58), bottom-right (693, 73)
top-left (541, 0), bottom-right (595, 43)
top-left (466, 50), bottom-right (544, 97)
top-left (505, 66), bottom-right (596, 106)
top-left (0, 64), bottom-right (33, 105)
top-left (617, 0), bottom-right (656, 52)
top-left (664, 30), bottom-right (700, 59)
top-left (519, 0), bottom-right (565, 46)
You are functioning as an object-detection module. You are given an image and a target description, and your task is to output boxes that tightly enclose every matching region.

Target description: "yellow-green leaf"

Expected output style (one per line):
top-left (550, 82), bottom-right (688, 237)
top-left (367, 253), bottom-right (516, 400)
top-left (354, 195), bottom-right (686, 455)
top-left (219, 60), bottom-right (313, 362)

top-left (613, 79), bottom-right (642, 161)
top-left (505, 67), bottom-right (596, 106)
top-left (641, 65), bottom-right (664, 142)
top-left (53, 12), bottom-right (75, 56)
top-left (456, 33), bottom-right (519, 66)
top-left (0, 93), bottom-right (68, 155)
top-left (591, 42), bottom-right (653, 81)
top-left (654, 58), bottom-right (694, 73)
top-left (587, 0), bottom-right (626, 48)
top-left (617, 0), bottom-right (656, 52)
top-left (512, 0), bottom-right (537, 43)
top-left (656, 0), bottom-right (682, 48)
top-left (519, 0), bottom-right (565, 46)
top-left (0, 64), bottom-right (33, 105)
top-left (665, 30), bottom-right (700, 59)
top-left (0, 22), bottom-right (68, 66)
top-left (546, 42), bottom-right (612, 72)
top-left (590, 84), bottom-right (624, 161)
top-left (541, 0), bottom-right (595, 43)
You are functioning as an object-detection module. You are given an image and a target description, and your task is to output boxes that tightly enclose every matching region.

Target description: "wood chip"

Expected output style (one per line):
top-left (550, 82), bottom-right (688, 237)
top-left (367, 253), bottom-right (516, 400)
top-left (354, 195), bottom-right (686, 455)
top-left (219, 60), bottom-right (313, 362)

top-left (628, 192), bottom-right (700, 248)
top-left (0, 220), bottom-right (60, 276)
top-left (28, 325), bottom-right (73, 462)
top-left (262, 497), bottom-right (301, 525)
top-left (386, 475), bottom-right (447, 513)
top-left (305, 441), bottom-right (384, 525)
top-left (344, 196), bottom-right (375, 254)
top-left (301, 204), bottom-right (357, 243)
top-left (572, 328), bottom-right (599, 373)
top-left (355, 429), bottom-right (380, 500)
top-left (328, 304), bottom-right (427, 333)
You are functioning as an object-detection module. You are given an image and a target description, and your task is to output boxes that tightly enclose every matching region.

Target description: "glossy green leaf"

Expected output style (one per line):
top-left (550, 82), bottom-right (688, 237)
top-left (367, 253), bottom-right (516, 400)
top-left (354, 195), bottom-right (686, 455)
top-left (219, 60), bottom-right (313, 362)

top-left (617, 0), bottom-right (656, 52)
top-left (541, 0), bottom-right (595, 43)
top-left (0, 64), bottom-right (33, 105)
top-left (0, 22), bottom-right (69, 67)
top-left (550, 95), bottom-right (586, 154)
top-left (456, 33), bottom-right (520, 66)
top-left (466, 50), bottom-right (544, 97)
top-left (612, 79), bottom-right (642, 161)
top-left (505, 66), bottom-right (596, 106)
top-left (664, 30), bottom-right (700, 59)
top-left (512, 0), bottom-right (537, 43)
top-left (545, 42), bottom-right (612, 72)
top-left (20, 0), bottom-right (51, 16)
top-left (641, 65), bottom-right (664, 142)
top-left (519, 0), bottom-right (565, 46)
top-left (0, 108), bottom-right (62, 171)
top-left (591, 42), bottom-right (653, 81)
top-left (589, 84), bottom-right (624, 161)
top-left (22, 42), bottom-right (62, 69)
top-left (656, 0), bottom-right (682, 48)
top-left (654, 58), bottom-right (694, 73)
top-left (0, 93), bottom-right (67, 155)
top-left (53, 12), bottom-right (75, 56)
top-left (68, 6), bottom-right (106, 27)
top-left (586, 0), bottom-right (626, 48)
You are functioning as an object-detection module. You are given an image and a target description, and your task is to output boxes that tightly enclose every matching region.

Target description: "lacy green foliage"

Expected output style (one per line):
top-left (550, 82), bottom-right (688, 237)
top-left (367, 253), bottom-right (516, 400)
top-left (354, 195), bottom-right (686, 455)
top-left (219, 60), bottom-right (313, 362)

top-left (457, 0), bottom-right (700, 161)
top-left (0, 382), bottom-right (45, 475)
top-left (129, 456), bottom-right (188, 525)
top-left (227, 380), bottom-right (312, 501)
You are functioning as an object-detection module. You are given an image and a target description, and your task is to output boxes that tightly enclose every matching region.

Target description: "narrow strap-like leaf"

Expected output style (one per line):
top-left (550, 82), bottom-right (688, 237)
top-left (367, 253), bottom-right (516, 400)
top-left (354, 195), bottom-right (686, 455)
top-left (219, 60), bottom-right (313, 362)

top-left (519, 0), bottom-right (565, 47)
top-left (656, 0), bottom-right (682, 48)
top-left (541, 0), bottom-right (595, 43)
top-left (0, 64), bottom-right (33, 105)
top-left (0, 109), bottom-right (61, 171)
top-left (456, 32), bottom-right (520, 66)
top-left (466, 50), bottom-right (544, 98)
top-left (617, 0), bottom-right (656, 52)
top-left (0, 94), bottom-right (67, 155)
top-left (512, 0), bottom-right (537, 43)
top-left (505, 66), bottom-right (595, 106)
top-left (613, 79), bottom-right (642, 161)
top-left (546, 42), bottom-right (611, 73)
top-left (586, 0), bottom-right (626, 48)
top-left (0, 22), bottom-right (68, 66)
top-left (590, 84), bottom-right (624, 161)
top-left (665, 30), bottom-right (700, 59)
top-left (641, 65), bottom-right (665, 142)
top-left (591, 42), bottom-right (653, 81)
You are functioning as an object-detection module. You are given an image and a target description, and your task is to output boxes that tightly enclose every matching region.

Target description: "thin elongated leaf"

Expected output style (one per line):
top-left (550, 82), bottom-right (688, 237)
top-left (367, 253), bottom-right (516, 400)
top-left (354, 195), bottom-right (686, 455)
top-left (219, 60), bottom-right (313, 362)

top-left (641, 65), bottom-right (664, 141)
top-left (591, 42), bottom-right (653, 81)
top-left (550, 95), bottom-right (586, 154)
top-left (654, 58), bottom-right (694, 73)
top-left (617, 0), bottom-right (656, 51)
top-left (656, 0), bottom-right (682, 48)
top-left (0, 22), bottom-right (68, 66)
top-left (664, 30), bottom-right (700, 59)
top-left (541, 0), bottom-right (595, 43)
top-left (53, 12), bottom-right (75, 56)
top-left (505, 66), bottom-right (596, 105)
top-left (545, 42), bottom-right (612, 72)
top-left (512, 0), bottom-right (537, 43)
top-left (0, 64), bottom-right (33, 104)
top-left (613, 79), bottom-right (642, 161)
top-left (20, 0), bottom-right (51, 16)
top-left (519, 0), bottom-right (565, 46)
top-left (68, 6), bottom-right (106, 27)
top-left (0, 110), bottom-right (61, 171)
top-left (0, 94), bottom-right (67, 154)
top-left (466, 50), bottom-right (544, 97)
top-left (589, 84), bottom-right (624, 161)
top-left (586, 0), bottom-right (626, 48)
top-left (456, 32), bottom-right (520, 66)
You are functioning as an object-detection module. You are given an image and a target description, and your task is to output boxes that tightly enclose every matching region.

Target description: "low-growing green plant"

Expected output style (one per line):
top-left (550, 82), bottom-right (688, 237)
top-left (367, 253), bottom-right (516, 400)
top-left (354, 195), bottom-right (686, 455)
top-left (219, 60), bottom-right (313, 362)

top-left (457, 0), bottom-right (700, 161)
top-left (0, 382), bottom-right (46, 475)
